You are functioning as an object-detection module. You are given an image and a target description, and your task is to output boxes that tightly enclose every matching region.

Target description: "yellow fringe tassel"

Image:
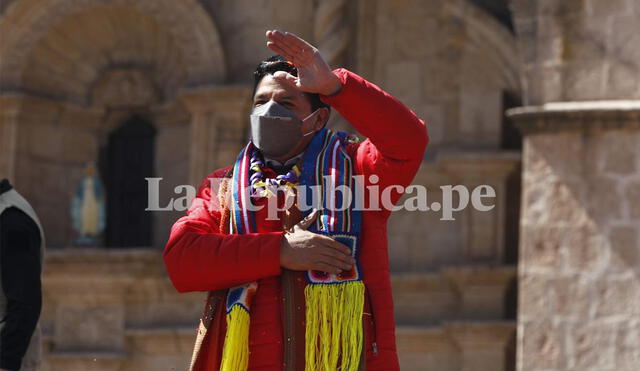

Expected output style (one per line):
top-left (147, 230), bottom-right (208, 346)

top-left (220, 305), bottom-right (251, 371)
top-left (305, 281), bottom-right (365, 371)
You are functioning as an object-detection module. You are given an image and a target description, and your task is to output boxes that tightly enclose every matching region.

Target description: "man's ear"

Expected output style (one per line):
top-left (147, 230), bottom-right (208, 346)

top-left (314, 107), bottom-right (330, 130)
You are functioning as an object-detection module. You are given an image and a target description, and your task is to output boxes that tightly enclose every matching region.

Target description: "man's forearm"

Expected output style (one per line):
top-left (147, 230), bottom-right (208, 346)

top-left (164, 225), bottom-right (284, 292)
top-left (320, 68), bottom-right (428, 161)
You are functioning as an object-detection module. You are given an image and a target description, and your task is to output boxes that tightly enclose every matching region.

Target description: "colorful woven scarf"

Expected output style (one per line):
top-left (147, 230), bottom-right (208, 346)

top-left (221, 128), bottom-right (364, 371)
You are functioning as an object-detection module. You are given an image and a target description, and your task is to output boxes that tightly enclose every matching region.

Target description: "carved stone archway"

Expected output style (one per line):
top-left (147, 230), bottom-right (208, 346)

top-left (0, 0), bottom-right (227, 92)
top-left (0, 0), bottom-right (227, 185)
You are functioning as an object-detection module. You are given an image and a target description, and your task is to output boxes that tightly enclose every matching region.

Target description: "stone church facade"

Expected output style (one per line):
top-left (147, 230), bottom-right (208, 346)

top-left (0, 0), bottom-right (637, 370)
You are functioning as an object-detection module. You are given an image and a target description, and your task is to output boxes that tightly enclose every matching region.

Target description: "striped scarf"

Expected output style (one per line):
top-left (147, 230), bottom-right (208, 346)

top-left (221, 128), bottom-right (364, 371)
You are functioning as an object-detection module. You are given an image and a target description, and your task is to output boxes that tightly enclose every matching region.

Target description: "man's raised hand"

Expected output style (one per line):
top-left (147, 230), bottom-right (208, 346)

top-left (280, 209), bottom-right (355, 275)
top-left (265, 30), bottom-right (342, 96)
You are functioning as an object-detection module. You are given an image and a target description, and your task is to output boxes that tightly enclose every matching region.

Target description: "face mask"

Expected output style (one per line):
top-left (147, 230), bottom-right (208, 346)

top-left (250, 100), bottom-right (319, 158)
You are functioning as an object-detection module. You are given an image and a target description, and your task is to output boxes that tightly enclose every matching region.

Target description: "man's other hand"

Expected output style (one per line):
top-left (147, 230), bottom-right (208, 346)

top-left (265, 30), bottom-right (342, 96)
top-left (280, 209), bottom-right (355, 274)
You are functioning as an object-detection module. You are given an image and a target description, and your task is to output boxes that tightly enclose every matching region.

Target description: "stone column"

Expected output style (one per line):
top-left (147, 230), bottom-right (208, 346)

top-left (179, 86), bottom-right (252, 187)
top-left (510, 0), bottom-right (640, 104)
top-left (509, 0), bottom-right (640, 370)
top-left (508, 104), bottom-right (640, 370)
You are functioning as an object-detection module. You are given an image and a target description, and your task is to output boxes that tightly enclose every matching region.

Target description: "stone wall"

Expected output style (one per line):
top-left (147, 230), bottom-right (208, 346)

top-left (510, 0), bottom-right (640, 369)
top-left (355, 0), bottom-right (519, 154)
top-left (511, 0), bottom-right (640, 105)
top-left (350, 0), bottom-right (522, 274)
top-left (510, 105), bottom-right (640, 371)
top-left (7, 95), bottom-right (191, 248)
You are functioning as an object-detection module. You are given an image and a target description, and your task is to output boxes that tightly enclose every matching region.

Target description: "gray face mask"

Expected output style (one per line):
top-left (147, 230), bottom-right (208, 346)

top-left (250, 100), bottom-right (319, 158)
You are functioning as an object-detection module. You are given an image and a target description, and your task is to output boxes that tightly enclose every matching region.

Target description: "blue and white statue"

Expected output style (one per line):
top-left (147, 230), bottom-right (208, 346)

top-left (71, 162), bottom-right (106, 245)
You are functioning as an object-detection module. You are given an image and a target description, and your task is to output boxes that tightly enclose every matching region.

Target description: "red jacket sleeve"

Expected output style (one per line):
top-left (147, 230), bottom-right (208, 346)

top-left (320, 68), bottom-right (429, 209)
top-left (163, 168), bottom-right (284, 293)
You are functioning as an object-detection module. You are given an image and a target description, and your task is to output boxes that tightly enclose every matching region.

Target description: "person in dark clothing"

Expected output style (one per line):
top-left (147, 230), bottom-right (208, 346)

top-left (0, 179), bottom-right (43, 371)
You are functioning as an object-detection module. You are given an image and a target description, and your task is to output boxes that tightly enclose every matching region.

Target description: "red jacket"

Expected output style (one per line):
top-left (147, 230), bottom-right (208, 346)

top-left (164, 68), bottom-right (428, 370)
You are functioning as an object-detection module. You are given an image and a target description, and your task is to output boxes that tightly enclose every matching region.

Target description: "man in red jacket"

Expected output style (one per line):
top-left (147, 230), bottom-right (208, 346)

top-left (164, 30), bottom-right (428, 371)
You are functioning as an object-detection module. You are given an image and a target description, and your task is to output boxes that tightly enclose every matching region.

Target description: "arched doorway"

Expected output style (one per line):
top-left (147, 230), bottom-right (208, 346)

top-left (0, 0), bottom-right (226, 247)
top-left (102, 115), bottom-right (156, 247)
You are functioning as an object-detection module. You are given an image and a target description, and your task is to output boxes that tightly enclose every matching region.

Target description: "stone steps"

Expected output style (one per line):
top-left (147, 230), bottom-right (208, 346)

top-left (41, 327), bottom-right (196, 371)
top-left (42, 322), bottom-right (516, 371)
top-left (392, 264), bottom-right (517, 325)
top-left (396, 321), bottom-right (516, 371)
top-left (39, 248), bottom-right (516, 371)
top-left (391, 265), bottom-right (517, 370)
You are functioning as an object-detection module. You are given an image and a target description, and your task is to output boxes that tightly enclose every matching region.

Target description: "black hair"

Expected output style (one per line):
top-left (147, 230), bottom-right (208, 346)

top-left (252, 55), bottom-right (330, 112)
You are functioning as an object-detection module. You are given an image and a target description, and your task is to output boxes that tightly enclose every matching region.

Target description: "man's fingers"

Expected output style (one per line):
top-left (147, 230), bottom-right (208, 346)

top-left (266, 30), bottom-right (315, 64)
top-left (272, 71), bottom-right (298, 87)
top-left (316, 253), bottom-right (352, 272)
top-left (267, 30), bottom-right (301, 50)
top-left (266, 42), bottom-right (294, 60)
top-left (316, 246), bottom-right (355, 268)
top-left (295, 209), bottom-right (318, 230)
top-left (314, 234), bottom-right (352, 256)
top-left (313, 261), bottom-right (342, 275)
top-left (266, 39), bottom-right (296, 60)
top-left (266, 30), bottom-right (301, 57)
top-left (280, 30), bottom-right (313, 52)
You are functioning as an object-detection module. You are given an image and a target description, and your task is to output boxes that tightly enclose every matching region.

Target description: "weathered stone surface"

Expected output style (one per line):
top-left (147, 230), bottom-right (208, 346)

top-left (520, 226), bottom-right (566, 272)
top-left (601, 131), bottom-right (640, 175)
top-left (40, 249), bottom-right (203, 371)
top-left (396, 322), bottom-right (515, 371)
top-left (393, 266), bottom-right (516, 325)
top-left (614, 319), bottom-right (640, 370)
top-left (513, 103), bottom-right (640, 371)
top-left (625, 180), bottom-right (640, 219)
top-left (520, 320), bottom-right (568, 370)
top-left (446, 321), bottom-right (516, 371)
top-left (608, 226), bottom-right (640, 270)
top-left (594, 275), bottom-right (640, 317)
top-left (569, 321), bottom-right (618, 370)
top-left (550, 274), bottom-right (593, 318)
top-left (519, 273), bottom-right (552, 318)
top-left (512, 0), bottom-right (640, 103)
top-left (54, 304), bottom-right (125, 351)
